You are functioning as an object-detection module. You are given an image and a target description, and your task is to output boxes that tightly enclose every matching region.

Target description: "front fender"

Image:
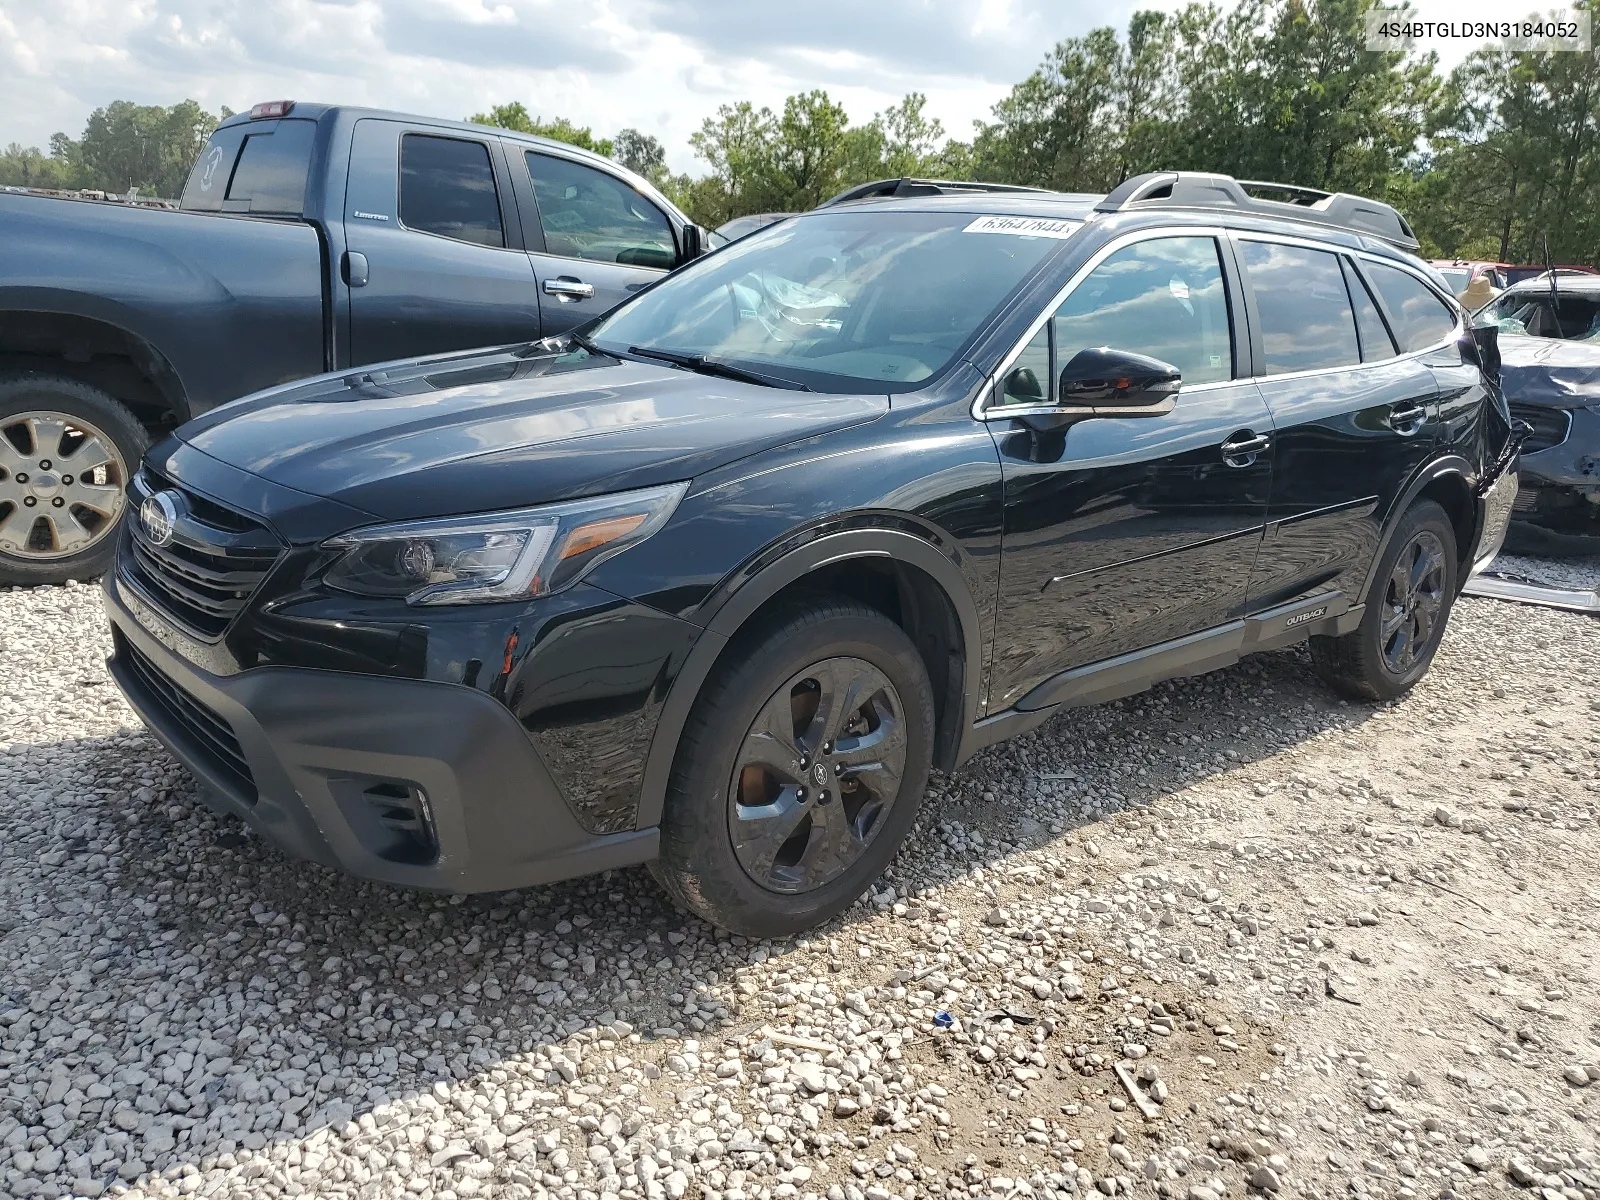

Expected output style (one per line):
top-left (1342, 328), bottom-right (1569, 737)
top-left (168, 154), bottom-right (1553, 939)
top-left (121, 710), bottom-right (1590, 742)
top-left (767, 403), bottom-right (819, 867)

top-left (631, 524), bottom-right (988, 829)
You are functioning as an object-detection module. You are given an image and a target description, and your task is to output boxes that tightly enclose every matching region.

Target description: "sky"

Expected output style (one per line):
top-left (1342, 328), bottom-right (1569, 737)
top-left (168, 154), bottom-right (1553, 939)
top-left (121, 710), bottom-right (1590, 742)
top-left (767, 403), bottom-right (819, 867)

top-left (0, 0), bottom-right (1563, 174)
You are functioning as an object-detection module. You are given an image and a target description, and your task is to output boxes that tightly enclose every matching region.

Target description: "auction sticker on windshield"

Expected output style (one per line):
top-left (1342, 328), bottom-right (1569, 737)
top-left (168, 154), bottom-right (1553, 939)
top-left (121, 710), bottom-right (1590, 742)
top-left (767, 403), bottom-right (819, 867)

top-left (963, 216), bottom-right (1081, 239)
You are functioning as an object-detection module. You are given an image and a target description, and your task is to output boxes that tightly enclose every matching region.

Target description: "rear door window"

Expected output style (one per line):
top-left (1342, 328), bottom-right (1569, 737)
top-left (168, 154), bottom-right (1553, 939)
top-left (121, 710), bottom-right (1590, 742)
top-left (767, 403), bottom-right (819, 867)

top-left (399, 134), bottom-right (505, 248)
top-left (1240, 241), bottom-right (1360, 374)
top-left (1365, 262), bottom-right (1457, 351)
top-left (525, 152), bottom-right (675, 269)
top-left (1341, 257), bottom-right (1397, 361)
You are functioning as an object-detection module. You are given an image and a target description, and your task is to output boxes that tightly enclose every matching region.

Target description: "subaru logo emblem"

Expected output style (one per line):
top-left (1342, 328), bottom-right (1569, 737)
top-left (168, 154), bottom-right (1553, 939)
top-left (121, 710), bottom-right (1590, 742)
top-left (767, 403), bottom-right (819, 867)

top-left (812, 762), bottom-right (828, 787)
top-left (140, 491), bottom-right (179, 547)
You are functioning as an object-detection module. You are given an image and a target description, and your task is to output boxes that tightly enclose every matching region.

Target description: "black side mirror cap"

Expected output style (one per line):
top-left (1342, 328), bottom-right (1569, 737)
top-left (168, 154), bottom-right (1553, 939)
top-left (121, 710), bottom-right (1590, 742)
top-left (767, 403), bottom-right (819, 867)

top-left (1058, 346), bottom-right (1181, 415)
top-left (677, 224), bottom-right (708, 266)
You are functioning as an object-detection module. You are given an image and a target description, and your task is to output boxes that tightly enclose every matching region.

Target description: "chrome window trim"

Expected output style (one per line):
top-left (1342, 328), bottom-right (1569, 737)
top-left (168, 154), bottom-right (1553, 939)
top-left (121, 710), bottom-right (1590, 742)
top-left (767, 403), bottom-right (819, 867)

top-left (973, 224), bottom-right (1468, 422)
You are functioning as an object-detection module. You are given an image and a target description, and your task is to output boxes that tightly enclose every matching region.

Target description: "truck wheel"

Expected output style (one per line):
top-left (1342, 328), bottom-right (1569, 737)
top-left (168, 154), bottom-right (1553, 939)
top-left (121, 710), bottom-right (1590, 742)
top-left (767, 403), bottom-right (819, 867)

top-left (1309, 500), bottom-right (1458, 702)
top-left (0, 374), bottom-right (149, 586)
top-left (652, 596), bottom-right (934, 938)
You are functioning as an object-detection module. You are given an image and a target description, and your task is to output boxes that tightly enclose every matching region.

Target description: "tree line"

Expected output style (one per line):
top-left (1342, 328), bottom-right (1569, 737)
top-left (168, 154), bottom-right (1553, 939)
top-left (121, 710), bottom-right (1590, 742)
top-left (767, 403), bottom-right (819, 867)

top-left (5, 0), bottom-right (1596, 264)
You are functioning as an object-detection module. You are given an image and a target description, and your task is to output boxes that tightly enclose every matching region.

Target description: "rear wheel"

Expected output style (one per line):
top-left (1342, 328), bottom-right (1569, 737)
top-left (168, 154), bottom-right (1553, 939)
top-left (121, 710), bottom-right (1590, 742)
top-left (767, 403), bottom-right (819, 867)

top-left (653, 596), bottom-right (934, 938)
top-left (1309, 500), bottom-right (1457, 702)
top-left (0, 374), bottom-right (147, 585)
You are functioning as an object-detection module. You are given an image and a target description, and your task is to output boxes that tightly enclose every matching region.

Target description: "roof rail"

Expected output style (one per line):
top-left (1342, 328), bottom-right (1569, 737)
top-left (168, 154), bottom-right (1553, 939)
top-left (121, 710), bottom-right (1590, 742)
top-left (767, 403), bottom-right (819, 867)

top-left (1094, 171), bottom-right (1420, 252)
top-left (820, 177), bottom-right (1052, 207)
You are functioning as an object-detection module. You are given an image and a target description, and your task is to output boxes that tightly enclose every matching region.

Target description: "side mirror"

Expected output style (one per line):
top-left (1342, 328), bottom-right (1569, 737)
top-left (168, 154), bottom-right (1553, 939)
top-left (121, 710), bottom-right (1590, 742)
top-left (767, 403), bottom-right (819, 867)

top-left (677, 223), bottom-right (708, 266)
top-left (1058, 346), bottom-right (1180, 415)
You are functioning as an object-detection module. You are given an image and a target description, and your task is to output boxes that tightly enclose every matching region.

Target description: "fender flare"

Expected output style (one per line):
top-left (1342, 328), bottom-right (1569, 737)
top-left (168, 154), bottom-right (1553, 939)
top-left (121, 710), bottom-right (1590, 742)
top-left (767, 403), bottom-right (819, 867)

top-left (632, 527), bottom-right (987, 829)
top-left (0, 298), bottom-right (192, 424)
top-left (1357, 454), bottom-right (1476, 603)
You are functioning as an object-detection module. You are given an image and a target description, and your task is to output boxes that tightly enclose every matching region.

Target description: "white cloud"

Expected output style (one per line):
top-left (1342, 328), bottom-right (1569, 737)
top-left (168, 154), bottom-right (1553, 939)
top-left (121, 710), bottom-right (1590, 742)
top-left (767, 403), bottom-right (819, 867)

top-left (0, 0), bottom-right (1162, 172)
top-left (0, 0), bottom-right (1524, 173)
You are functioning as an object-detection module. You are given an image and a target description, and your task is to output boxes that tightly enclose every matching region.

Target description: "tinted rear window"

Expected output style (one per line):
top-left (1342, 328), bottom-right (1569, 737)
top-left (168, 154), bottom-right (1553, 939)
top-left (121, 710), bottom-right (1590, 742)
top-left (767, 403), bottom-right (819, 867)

top-left (181, 119), bottom-right (314, 214)
top-left (181, 126), bottom-right (249, 211)
top-left (1366, 263), bottom-right (1457, 352)
top-left (225, 120), bottom-right (315, 214)
top-left (1240, 240), bottom-right (1360, 374)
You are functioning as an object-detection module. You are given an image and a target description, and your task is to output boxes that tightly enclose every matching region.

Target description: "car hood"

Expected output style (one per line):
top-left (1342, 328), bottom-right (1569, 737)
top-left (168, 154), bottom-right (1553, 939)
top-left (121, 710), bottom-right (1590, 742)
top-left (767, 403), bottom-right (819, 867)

top-left (1497, 335), bottom-right (1600, 409)
top-left (178, 345), bottom-right (888, 521)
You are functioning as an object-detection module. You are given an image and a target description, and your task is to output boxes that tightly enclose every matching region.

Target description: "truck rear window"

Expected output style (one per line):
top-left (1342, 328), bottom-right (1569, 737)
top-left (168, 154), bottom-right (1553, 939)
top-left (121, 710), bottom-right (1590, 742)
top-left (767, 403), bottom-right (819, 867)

top-left (181, 119), bottom-right (315, 216)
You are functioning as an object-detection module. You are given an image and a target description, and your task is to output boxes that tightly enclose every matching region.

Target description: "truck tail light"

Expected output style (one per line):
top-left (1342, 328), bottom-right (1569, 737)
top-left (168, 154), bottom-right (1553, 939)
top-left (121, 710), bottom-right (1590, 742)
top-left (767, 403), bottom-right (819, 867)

top-left (249, 100), bottom-right (295, 119)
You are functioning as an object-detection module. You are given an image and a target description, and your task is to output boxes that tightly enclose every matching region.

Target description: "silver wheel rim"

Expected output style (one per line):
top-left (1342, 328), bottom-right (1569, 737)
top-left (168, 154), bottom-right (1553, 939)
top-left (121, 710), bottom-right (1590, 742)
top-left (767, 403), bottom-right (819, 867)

top-left (0, 410), bottom-right (129, 560)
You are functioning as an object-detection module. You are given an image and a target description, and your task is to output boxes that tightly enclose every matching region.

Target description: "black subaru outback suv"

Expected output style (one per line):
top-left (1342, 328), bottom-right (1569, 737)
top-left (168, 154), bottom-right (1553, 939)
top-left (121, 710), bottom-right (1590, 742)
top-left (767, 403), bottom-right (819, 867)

top-left (103, 172), bottom-right (1518, 936)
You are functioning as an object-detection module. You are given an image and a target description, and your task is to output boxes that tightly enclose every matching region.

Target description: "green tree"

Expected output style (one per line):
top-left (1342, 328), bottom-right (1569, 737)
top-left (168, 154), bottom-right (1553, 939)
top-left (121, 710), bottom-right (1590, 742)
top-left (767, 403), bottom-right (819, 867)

top-left (612, 128), bottom-right (668, 184)
top-left (52, 99), bottom-right (222, 197)
top-left (0, 143), bottom-right (74, 189)
top-left (469, 102), bottom-right (615, 158)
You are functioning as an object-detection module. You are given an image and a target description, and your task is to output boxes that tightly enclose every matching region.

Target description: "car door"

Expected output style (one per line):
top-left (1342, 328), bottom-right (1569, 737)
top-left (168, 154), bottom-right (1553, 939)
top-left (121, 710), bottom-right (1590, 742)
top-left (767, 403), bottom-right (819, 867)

top-left (343, 121), bottom-right (541, 365)
top-left (511, 149), bottom-right (677, 335)
top-left (1361, 257), bottom-right (1481, 445)
top-left (985, 231), bottom-right (1276, 713)
top-left (1237, 236), bottom-right (1444, 612)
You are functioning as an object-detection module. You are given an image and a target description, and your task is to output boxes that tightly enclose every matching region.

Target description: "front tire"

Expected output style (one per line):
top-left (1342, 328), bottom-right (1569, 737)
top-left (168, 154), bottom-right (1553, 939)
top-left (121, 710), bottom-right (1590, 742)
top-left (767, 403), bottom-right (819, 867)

top-left (0, 374), bottom-right (148, 586)
top-left (1309, 499), bottom-right (1458, 702)
top-left (653, 596), bottom-right (935, 938)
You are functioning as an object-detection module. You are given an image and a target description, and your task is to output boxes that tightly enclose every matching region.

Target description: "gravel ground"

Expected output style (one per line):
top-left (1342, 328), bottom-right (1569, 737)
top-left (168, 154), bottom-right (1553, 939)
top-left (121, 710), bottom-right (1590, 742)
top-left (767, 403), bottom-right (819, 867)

top-left (1486, 552), bottom-right (1600, 593)
top-left (1, 575), bottom-right (1598, 1200)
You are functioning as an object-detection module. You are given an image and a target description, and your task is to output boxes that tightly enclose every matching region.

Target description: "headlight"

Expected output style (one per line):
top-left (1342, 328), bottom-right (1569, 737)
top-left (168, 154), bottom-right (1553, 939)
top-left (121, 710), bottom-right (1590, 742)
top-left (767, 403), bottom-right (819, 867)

top-left (321, 482), bottom-right (688, 605)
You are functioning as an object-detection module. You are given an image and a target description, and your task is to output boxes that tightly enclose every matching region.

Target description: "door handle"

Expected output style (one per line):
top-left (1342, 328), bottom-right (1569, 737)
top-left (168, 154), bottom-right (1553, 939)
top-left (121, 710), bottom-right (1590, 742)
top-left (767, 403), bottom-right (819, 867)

top-left (1220, 431), bottom-right (1270, 465)
top-left (342, 251), bottom-right (369, 288)
top-left (543, 276), bottom-right (594, 301)
top-left (1389, 403), bottom-right (1428, 433)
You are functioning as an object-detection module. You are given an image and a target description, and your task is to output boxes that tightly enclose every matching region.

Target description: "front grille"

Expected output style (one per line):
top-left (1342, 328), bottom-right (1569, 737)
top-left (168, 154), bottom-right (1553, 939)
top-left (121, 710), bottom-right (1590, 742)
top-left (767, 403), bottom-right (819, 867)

top-left (1510, 403), bottom-right (1572, 453)
top-left (125, 471), bottom-right (283, 639)
top-left (119, 635), bottom-right (256, 801)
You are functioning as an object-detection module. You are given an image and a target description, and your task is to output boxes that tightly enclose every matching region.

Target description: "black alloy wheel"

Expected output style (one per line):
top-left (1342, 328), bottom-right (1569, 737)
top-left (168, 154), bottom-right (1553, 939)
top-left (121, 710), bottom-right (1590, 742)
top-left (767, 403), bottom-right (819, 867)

top-left (1309, 499), bottom-right (1458, 702)
top-left (652, 596), bottom-right (935, 938)
top-left (1379, 529), bottom-right (1447, 674)
top-left (729, 657), bottom-right (908, 894)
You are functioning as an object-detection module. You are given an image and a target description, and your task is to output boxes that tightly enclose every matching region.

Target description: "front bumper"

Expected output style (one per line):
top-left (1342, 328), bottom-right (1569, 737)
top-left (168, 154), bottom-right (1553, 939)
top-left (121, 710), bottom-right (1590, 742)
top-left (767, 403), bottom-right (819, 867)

top-left (1509, 403), bottom-right (1600, 553)
top-left (103, 571), bottom-right (658, 893)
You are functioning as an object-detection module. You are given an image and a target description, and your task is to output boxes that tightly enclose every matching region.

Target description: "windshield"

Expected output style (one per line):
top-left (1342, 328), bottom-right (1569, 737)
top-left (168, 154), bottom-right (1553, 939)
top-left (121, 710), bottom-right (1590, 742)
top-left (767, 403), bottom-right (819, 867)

top-left (1478, 289), bottom-right (1600, 341)
top-left (1438, 268), bottom-right (1469, 294)
top-left (589, 210), bottom-right (1072, 392)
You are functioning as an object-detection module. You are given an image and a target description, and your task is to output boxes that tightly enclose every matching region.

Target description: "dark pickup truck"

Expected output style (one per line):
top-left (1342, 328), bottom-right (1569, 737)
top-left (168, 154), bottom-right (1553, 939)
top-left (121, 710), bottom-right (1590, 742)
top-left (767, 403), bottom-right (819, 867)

top-left (0, 100), bottom-right (707, 584)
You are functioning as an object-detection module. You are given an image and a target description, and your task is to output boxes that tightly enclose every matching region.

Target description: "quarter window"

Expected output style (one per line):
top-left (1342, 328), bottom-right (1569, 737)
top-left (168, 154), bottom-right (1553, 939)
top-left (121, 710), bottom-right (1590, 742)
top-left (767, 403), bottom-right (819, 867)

top-left (1240, 241), bottom-right (1360, 374)
top-left (1002, 327), bottom-right (1051, 404)
top-left (1341, 257), bottom-right (1397, 361)
top-left (399, 135), bottom-right (505, 249)
top-left (526, 152), bottom-right (675, 269)
top-left (1365, 262), bottom-right (1458, 351)
top-left (1051, 236), bottom-right (1233, 387)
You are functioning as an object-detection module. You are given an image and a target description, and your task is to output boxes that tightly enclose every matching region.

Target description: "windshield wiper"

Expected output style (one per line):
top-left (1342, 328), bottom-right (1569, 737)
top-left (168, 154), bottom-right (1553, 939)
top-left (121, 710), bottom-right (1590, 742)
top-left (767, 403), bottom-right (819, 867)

top-left (627, 345), bottom-right (812, 391)
top-left (566, 329), bottom-right (605, 355)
